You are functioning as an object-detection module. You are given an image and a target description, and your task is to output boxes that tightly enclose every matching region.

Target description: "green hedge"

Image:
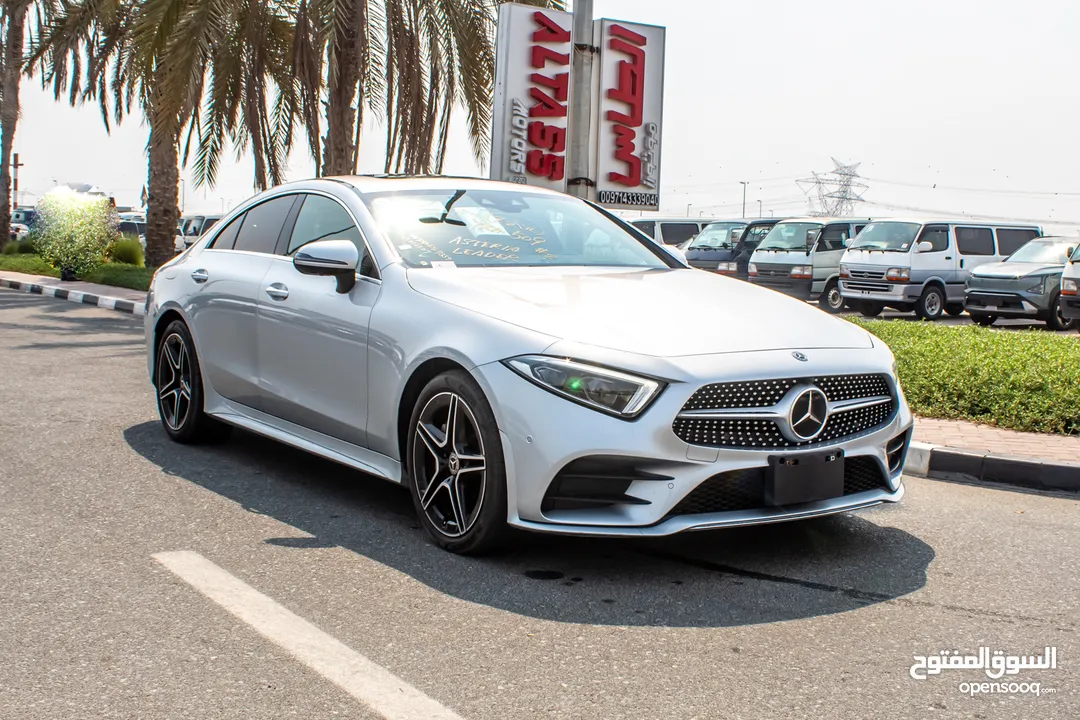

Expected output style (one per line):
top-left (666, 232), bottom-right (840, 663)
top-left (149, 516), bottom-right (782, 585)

top-left (852, 319), bottom-right (1080, 435)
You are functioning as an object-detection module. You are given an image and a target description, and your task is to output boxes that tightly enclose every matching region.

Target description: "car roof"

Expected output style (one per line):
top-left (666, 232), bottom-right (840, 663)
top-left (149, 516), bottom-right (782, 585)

top-left (866, 217), bottom-right (1041, 227)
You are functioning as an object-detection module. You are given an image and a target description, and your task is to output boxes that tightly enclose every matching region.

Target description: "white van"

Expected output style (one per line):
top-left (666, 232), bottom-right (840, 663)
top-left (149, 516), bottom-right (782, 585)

top-left (839, 219), bottom-right (1042, 319)
top-left (1061, 244), bottom-right (1080, 329)
top-left (629, 217), bottom-right (721, 246)
top-left (747, 217), bottom-right (871, 313)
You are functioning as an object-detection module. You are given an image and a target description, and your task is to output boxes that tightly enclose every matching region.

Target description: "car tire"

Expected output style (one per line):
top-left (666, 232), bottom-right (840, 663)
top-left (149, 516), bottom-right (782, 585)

top-left (406, 370), bottom-right (508, 555)
top-left (1046, 292), bottom-right (1075, 332)
top-left (821, 280), bottom-right (845, 314)
top-left (915, 285), bottom-right (946, 320)
top-left (946, 303), bottom-right (965, 317)
top-left (970, 313), bottom-right (997, 327)
top-left (858, 301), bottom-right (884, 317)
top-left (155, 320), bottom-right (230, 444)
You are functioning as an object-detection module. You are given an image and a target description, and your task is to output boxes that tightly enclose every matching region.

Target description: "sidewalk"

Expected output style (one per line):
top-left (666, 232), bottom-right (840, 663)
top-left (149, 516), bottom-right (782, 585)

top-left (2, 268), bottom-right (1077, 488)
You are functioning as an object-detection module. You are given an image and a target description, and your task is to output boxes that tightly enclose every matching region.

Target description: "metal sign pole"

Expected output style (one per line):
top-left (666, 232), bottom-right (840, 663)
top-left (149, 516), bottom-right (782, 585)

top-left (567, 0), bottom-right (595, 200)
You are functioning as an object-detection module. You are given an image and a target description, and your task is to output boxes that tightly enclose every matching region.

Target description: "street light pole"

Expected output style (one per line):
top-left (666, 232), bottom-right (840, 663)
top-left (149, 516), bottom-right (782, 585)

top-left (740, 181), bottom-right (748, 219)
top-left (757, 199), bottom-right (762, 217)
top-left (686, 203), bottom-right (692, 217)
top-left (567, 0), bottom-right (595, 201)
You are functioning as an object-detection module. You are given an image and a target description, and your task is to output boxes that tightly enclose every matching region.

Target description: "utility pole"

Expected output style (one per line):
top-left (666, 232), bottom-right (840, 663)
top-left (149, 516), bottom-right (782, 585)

top-left (567, 0), bottom-right (595, 201)
top-left (757, 199), bottom-right (762, 217)
top-left (11, 153), bottom-right (24, 211)
top-left (686, 203), bottom-right (692, 217)
top-left (740, 181), bottom-right (748, 219)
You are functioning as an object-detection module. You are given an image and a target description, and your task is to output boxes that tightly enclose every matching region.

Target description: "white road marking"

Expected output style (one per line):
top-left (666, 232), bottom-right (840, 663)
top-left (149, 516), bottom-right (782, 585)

top-left (153, 551), bottom-right (466, 720)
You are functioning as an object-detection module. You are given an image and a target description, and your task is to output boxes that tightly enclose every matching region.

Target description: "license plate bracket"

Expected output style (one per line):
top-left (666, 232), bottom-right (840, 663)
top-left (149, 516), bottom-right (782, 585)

top-left (765, 450), bottom-right (845, 506)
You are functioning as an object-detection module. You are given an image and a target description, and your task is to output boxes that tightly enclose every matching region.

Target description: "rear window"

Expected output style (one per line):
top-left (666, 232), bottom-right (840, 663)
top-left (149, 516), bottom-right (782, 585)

top-left (996, 228), bottom-right (1039, 256)
top-left (631, 220), bottom-right (655, 238)
top-left (956, 227), bottom-right (995, 256)
top-left (659, 222), bottom-right (699, 245)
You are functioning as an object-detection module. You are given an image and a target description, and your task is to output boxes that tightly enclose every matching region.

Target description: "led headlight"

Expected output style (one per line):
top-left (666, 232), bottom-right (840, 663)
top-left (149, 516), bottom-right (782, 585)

top-left (1024, 276), bottom-right (1047, 293)
top-left (503, 356), bottom-right (664, 419)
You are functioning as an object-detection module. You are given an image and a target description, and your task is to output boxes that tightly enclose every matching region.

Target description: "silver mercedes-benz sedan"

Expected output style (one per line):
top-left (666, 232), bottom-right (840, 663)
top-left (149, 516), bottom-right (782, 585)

top-left (145, 176), bottom-right (913, 554)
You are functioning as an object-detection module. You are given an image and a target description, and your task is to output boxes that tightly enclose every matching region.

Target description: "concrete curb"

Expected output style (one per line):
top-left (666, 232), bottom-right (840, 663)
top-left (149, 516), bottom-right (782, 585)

top-left (0, 277), bottom-right (145, 316)
top-left (905, 441), bottom-right (1080, 493)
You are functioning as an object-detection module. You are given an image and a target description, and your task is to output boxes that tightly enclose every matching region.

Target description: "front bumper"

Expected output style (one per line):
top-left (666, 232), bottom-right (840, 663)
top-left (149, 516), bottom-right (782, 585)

top-left (964, 285), bottom-right (1053, 318)
top-left (1061, 293), bottom-right (1080, 321)
top-left (750, 276), bottom-right (814, 301)
top-left (473, 352), bottom-right (913, 537)
top-left (840, 279), bottom-right (919, 304)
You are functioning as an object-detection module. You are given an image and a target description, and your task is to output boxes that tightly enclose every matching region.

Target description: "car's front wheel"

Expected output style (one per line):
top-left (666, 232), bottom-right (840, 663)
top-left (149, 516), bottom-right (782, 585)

top-left (915, 286), bottom-right (946, 320)
top-left (821, 280), bottom-right (845, 314)
top-left (407, 370), bottom-right (508, 554)
top-left (1046, 292), bottom-right (1075, 332)
top-left (858, 301), bottom-right (884, 317)
top-left (155, 320), bottom-right (228, 443)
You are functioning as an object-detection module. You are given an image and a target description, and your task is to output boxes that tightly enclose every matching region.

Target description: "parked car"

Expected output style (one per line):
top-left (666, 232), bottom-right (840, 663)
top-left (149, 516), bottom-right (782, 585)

top-left (630, 217), bottom-right (720, 246)
top-left (839, 219), bottom-right (1042, 319)
top-left (1060, 245), bottom-right (1080, 331)
top-left (10, 223), bottom-right (30, 241)
top-left (118, 220), bottom-right (147, 249)
top-left (748, 217), bottom-right (871, 313)
top-left (176, 215), bottom-right (223, 253)
top-left (964, 236), bottom-right (1077, 330)
top-left (680, 221), bottom-right (747, 270)
top-left (12, 207), bottom-right (38, 229)
top-left (145, 177), bottom-right (912, 554)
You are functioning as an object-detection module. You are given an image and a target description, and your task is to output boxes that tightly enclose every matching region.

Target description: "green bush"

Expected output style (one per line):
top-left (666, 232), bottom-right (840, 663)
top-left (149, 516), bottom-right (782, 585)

top-left (17, 237), bottom-right (36, 253)
top-left (852, 318), bottom-right (1080, 435)
top-left (108, 236), bottom-right (145, 266)
top-left (34, 190), bottom-right (118, 276)
top-left (2, 241), bottom-right (18, 255)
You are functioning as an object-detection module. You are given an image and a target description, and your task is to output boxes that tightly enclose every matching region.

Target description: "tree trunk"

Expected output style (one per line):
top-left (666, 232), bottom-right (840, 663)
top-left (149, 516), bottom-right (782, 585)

top-left (145, 115), bottom-right (180, 269)
top-left (0, 3), bottom-right (27, 246)
top-left (321, 0), bottom-right (364, 176)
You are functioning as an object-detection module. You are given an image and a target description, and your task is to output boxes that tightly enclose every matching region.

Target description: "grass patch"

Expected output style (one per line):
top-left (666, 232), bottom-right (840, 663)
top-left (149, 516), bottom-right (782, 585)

top-left (0, 254), bottom-right (153, 291)
top-left (852, 318), bottom-right (1080, 435)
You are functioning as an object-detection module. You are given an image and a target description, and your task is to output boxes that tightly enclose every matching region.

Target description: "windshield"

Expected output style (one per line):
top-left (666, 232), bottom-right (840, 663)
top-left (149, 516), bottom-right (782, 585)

top-left (1007, 239), bottom-right (1075, 264)
top-left (759, 222), bottom-right (822, 250)
top-left (362, 189), bottom-right (671, 269)
top-left (688, 222), bottom-right (747, 249)
top-left (851, 221), bottom-right (922, 251)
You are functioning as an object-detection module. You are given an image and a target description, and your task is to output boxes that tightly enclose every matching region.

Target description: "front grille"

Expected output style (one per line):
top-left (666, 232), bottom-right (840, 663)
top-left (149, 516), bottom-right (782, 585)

top-left (969, 277), bottom-right (1022, 291)
top-left (755, 264), bottom-right (791, 278)
top-left (849, 269), bottom-right (885, 280)
top-left (673, 374), bottom-right (894, 450)
top-left (666, 456), bottom-right (889, 517)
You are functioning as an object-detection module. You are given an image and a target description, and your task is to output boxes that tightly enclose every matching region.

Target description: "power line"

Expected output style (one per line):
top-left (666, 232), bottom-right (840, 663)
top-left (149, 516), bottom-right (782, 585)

top-left (666, 175), bottom-right (800, 192)
top-left (797, 159), bottom-right (868, 216)
top-left (861, 199), bottom-right (1080, 227)
top-left (861, 175), bottom-right (1080, 198)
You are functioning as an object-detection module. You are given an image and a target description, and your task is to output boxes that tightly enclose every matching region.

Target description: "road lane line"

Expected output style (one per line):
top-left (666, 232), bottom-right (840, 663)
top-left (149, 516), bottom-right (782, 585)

top-left (153, 551), bottom-right (466, 720)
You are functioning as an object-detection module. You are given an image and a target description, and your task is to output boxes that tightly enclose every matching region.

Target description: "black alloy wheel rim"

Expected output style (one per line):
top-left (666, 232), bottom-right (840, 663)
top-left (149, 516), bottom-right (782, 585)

top-left (157, 333), bottom-right (193, 431)
top-left (413, 392), bottom-right (487, 538)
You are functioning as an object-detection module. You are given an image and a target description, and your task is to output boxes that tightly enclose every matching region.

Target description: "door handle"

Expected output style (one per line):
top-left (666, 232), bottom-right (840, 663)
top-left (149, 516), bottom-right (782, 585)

top-left (191, 269), bottom-right (209, 283)
top-left (945, 256), bottom-right (953, 260)
top-left (960, 259), bottom-right (965, 268)
top-left (265, 283), bottom-right (289, 301)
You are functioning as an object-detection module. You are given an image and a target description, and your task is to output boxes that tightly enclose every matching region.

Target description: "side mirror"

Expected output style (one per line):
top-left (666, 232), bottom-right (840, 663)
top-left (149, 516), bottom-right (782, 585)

top-left (293, 239), bottom-right (359, 293)
top-left (917, 241), bottom-right (934, 253)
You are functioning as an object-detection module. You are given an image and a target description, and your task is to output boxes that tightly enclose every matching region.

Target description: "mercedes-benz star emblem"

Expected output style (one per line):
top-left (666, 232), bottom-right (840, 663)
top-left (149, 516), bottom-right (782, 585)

top-left (792, 351), bottom-right (808, 362)
top-left (788, 387), bottom-right (829, 441)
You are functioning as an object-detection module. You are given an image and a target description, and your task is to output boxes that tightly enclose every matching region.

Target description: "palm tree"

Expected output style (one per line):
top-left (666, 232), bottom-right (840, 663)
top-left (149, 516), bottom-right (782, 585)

top-left (29, 0), bottom-right (297, 267)
top-left (0, 0), bottom-right (40, 245)
top-left (294, 0), bottom-right (565, 177)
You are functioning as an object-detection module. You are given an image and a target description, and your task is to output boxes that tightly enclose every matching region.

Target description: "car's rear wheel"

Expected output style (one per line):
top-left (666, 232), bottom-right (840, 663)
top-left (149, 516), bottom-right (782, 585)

top-left (915, 285), bottom-right (946, 320)
top-left (1046, 292), bottom-right (1075, 332)
top-left (407, 370), bottom-right (508, 555)
top-left (858, 301), bottom-right (883, 317)
top-left (970, 313), bottom-right (997, 327)
top-left (155, 320), bottom-right (228, 443)
top-left (821, 280), bottom-right (845, 314)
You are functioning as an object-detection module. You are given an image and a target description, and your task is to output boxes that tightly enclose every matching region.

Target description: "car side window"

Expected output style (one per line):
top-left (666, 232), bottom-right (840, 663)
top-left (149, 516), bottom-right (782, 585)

top-left (818, 224), bottom-right (850, 251)
top-left (208, 214), bottom-right (244, 250)
top-left (287, 195), bottom-right (365, 254)
top-left (660, 222), bottom-right (699, 245)
top-left (232, 196), bottom-right (296, 254)
top-left (996, 228), bottom-right (1038, 256)
top-left (918, 225), bottom-right (950, 252)
top-left (956, 227), bottom-right (995, 256)
top-left (631, 220), bottom-right (656, 238)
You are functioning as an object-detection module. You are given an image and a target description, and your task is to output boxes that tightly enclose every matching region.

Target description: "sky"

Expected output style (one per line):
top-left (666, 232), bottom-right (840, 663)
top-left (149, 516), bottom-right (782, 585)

top-left (12, 0), bottom-right (1080, 234)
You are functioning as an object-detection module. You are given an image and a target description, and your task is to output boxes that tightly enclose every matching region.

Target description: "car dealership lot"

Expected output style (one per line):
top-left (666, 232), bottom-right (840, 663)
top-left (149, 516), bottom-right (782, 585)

top-left (1, 291), bottom-right (1077, 720)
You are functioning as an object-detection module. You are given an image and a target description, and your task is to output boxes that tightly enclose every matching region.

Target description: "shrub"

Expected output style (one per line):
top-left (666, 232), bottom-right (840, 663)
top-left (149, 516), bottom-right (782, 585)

top-left (108, 235), bottom-right (145, 266)
top-left (2, 241), bottom-right (18, 255)
top-left (34, 190), bottom-right (119, 276)
top-left (851, 318), bottom-right (1080, 435)
top-left (17, 237), bottom-right (37, 253)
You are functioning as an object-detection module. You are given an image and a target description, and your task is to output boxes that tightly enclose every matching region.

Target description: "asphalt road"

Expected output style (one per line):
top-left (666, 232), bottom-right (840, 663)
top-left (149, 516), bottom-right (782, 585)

top-left (1, 288), bottom-right (1077, 720)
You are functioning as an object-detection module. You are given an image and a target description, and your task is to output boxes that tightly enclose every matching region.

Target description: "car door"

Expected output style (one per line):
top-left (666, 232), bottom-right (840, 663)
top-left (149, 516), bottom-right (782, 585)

top-left (910, 223), bottom-right (954, 290)
top-left (185, 195), bottom-right (297, 409)
top-left (256, 193), bottom-right (381, 448)
top-left (954, 226), bottom-right (996, 297)
top-left (813, 222), bottom-right (851, 290)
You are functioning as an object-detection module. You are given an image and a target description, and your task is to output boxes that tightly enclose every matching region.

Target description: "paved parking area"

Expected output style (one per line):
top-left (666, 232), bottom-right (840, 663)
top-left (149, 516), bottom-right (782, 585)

top-left (1, 289), bottom-right (1077, 720)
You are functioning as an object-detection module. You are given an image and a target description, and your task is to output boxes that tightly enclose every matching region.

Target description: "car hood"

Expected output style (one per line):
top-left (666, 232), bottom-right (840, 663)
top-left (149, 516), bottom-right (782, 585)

top-left (406, 266), bottom-right (873, 357)
top-left (971, 262), bottom-right (1062, 279)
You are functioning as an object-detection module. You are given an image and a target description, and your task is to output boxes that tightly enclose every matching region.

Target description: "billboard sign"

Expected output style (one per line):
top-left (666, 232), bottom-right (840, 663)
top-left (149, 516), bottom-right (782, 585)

top-left (490, 4), bottom-right (574, 192)
top-left (594, 19), bottom-right (665, 211)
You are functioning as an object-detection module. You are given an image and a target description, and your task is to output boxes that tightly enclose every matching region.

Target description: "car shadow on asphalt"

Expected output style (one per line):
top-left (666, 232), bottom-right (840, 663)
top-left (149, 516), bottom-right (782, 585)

top-left (0, 291), bottom-right (144, 350)
top-left (124, 421), bottom-right (935, 628)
